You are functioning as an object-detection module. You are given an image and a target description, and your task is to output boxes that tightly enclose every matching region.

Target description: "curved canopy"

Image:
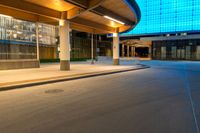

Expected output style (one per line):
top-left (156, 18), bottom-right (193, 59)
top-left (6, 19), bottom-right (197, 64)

top-left (0, 0), bottom-right (140, 34)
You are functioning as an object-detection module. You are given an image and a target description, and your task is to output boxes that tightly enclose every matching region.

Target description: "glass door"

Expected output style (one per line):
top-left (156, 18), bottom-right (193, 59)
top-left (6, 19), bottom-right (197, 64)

top-left (186, 46), bottom-right (191, 60)
top-left (196, 46), bottom-right (200, 60)
top-left (171, 46), bottom-right (177, 59)
top-left (177, 48), bottom-right (185, 60)
top-left (161, 46), bottom-right (166, 59)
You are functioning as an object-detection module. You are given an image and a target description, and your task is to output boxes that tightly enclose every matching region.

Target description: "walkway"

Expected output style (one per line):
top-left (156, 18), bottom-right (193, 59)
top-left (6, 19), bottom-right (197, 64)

top-left (0, 62), bottom-right (146, 90)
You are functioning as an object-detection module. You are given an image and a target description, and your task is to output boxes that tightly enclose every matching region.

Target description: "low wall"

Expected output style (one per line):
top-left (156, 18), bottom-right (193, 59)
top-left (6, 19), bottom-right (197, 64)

top-left (0, 60), bottom-right (40, 70)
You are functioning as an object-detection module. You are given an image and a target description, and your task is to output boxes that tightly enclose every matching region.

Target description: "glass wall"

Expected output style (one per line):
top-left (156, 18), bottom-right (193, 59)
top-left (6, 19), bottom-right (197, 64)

top-left (70, 36), bottom-right (112, 59)
top-left (38, 23), bottom-right (58, 45)
top-left (152, 39), bottom-right (200, 60)
top-left (123, 0), bottom-right (200, 36)
top-left (0, 15), bottom-right (36, 42)
top-left (0, 14), bottom-right (58, 60)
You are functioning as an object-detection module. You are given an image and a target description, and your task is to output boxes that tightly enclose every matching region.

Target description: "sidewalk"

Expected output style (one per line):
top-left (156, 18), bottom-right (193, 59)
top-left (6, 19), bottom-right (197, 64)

top-left (0, 62), bottom-right (149, 90)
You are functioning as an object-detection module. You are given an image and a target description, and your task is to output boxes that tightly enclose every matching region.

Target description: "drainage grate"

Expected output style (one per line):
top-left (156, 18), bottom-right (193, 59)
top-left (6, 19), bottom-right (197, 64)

top-left (45, 89), bottom-right (64, 94)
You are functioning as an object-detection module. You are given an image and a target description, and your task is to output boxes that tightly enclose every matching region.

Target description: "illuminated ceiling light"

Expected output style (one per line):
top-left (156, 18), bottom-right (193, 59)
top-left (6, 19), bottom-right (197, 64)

top-left (59, 19), bottom-right (65, 26)
top-left (181, 33), bottom-right (187, 36)
top-left (0, 14), bottom-right (13, 18)
top-left (104, 15), bottom-right (125, 25)
top-left (110, 21), bottom-right (116, 27)
top-left (113, 33), bottom-right (118, 37)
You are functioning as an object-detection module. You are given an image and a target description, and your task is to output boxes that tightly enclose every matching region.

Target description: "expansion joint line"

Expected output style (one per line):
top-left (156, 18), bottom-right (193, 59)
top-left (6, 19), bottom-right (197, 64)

top-left (183, 64), bottom-right (200, 133)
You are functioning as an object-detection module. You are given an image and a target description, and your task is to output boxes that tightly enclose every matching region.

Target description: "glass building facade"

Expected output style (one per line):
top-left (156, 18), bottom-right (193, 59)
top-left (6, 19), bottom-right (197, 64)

top-left (121, 0), bottom-right (200, 60)
top-left (152, 40), bottom-right (200, 60)
top-left (123, 0), bottom-right (200, 35)
top-left (70, 32), bottom-right (112, 60)
top-left (0, 15), bottom-right (58, 60)
top-left (0, 14), bottom-right (112, 61)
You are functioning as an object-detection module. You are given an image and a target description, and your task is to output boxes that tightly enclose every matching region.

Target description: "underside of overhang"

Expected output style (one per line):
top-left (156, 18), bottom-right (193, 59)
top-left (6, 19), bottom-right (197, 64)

top-left (0, 0), bottom-right (141, 34)
top-left (121, 40), bottom-right (152, 47)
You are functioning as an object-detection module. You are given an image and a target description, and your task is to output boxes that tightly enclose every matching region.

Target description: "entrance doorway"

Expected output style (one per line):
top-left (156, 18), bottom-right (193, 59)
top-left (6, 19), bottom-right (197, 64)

top-left (135, 47), bottom-right (149, 58)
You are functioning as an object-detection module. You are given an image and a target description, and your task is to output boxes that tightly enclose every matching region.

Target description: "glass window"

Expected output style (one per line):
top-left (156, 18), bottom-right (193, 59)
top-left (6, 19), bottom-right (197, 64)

top-left (0, 14), bottom-right (58, 60)
top-left (122, 0), bottom-right (200, 36)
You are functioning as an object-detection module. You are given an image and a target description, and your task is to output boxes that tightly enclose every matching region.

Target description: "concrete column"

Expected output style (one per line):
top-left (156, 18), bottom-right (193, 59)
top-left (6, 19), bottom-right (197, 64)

top-left (35, 22), bottom-right (40, 68)
top-left (36, 23), bottom-right (40, 61)
top-left (122, 44), bottom-right (125, 57)
top-left (91, 33), bottom-right (94, 64)
top-left (131, 46), bottom-right (134, 57)
top-left (113, 33), bottom-right (120, 65)
top-left (60, 20), bottom-right (70, 71)
top-left (149, 46), bottom-right (152, 58)
top-left (127, 45), bottom-right (130, 57)
top-left (131, 46), bottom-right (135, 57)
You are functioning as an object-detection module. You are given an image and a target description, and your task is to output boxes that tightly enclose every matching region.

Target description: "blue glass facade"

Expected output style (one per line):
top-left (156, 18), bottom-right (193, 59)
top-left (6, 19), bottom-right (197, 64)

top-left (123, 0), bottom-right (200, 36)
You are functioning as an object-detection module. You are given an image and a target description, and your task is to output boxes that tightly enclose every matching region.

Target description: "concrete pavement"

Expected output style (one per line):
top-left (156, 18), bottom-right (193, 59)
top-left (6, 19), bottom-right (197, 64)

top-left (0, 62), bottom-right (148, 90)
top-left (0, 61), bottom-right (199, 133)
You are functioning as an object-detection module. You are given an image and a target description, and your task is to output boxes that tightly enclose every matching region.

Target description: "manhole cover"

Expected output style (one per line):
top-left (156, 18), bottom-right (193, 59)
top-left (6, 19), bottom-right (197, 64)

top-left (45, 89), bottom-right (64, 94)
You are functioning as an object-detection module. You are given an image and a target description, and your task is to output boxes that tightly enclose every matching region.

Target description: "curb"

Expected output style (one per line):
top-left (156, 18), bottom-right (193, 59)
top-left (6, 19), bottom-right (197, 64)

top-left (0, 65), bottom-right (150, 91)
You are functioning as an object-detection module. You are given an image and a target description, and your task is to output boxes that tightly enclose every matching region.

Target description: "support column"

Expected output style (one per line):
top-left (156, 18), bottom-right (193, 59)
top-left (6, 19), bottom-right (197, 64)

top-left (149, 46), bottom-right (152, 58)
top-left (127, 45), bottom-right (130, 57)
top-left (113, 32), bottom-right (120, 65)
top-left (91, 33), bottom-right (94, 64)
top-left (60, 20), bottom-right (70, 71)
top-left (36, 22), bottom-right (40, 68)
top-left (36, 23), bottom-right (40, 60)
top-left (131, 46), bottom-right (134, 57)
top-left (122, 44), bottom-right (125, 57)
top-left (131, 46), bottom-right (135, 57)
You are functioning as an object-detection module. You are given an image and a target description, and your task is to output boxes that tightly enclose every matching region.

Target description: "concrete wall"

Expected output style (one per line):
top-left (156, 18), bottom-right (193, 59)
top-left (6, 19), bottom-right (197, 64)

top-left (0, 43), bottom-right (57, 60)
top-left (0, 60), bottom-right (40, 70)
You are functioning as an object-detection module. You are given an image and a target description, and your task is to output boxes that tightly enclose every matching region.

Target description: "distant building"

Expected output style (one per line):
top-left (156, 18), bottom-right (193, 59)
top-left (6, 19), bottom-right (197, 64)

top-left (122, 0), bottom-right (200, 60)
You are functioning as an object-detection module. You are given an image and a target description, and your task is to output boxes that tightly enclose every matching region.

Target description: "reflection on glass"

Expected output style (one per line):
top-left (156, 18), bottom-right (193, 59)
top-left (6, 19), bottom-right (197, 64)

top-left (0, 14), bottom-right (58, 60)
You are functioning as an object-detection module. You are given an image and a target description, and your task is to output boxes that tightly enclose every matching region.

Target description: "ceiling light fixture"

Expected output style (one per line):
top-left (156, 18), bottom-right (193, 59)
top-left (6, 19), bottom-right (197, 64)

top-left (59, 19), bottom-right (65, 26)
top-left (113, 33), bottom-right (118, 37)
top-left (104, 15), bottom-right (125, 25)
top-left (0, 14), bottom-right (13, 18)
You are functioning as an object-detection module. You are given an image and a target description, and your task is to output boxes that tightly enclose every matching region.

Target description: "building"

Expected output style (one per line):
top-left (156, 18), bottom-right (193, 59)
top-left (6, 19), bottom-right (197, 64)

top-left (0, 0), bottom-right (140, 70)
top-left (70, 31), bottom-right (112, 61)
top-left (122, 0), bottom-right (200, 61)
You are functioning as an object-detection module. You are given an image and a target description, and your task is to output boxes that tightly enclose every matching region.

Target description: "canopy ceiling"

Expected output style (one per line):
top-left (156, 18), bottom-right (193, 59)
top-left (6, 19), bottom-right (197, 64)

top-left (0, 0), bottom-right (140, 34)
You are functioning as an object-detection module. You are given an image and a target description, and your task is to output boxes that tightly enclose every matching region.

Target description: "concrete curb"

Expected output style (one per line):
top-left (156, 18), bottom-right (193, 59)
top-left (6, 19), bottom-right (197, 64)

top-left (0, 65), bottom-right (150, 91)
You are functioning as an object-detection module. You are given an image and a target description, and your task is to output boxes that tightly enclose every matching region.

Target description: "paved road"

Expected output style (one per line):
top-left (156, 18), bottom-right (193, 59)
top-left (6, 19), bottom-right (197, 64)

top-left (0, 61), bottom-right (200, 133)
